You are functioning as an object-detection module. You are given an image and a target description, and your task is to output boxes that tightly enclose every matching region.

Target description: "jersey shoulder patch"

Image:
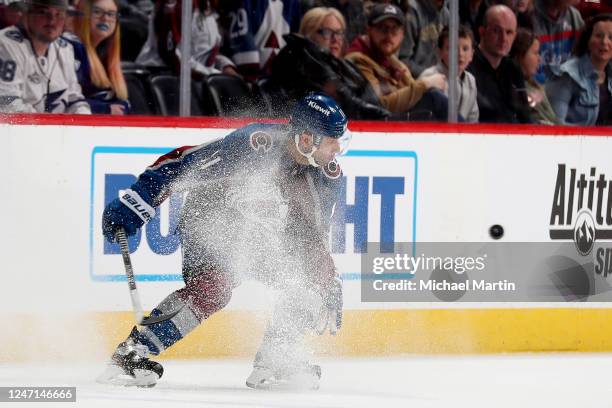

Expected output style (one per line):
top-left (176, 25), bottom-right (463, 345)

top-left (322, 159), bottom-right (342, 179)
top-left (248, 130), bottom-right (274, 153)
top-left (61, 32), bottom-right (80, 43)
top-left (4, 29), bottom-right (23, 43)
top-left (56, 37), bottom-right (68, 48)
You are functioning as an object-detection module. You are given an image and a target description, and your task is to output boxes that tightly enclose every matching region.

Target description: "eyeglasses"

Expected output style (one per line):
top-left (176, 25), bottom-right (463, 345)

top-left (316, 28), bottom-right (345, 41)
top-left (91, 6), bottom-right (118, 20)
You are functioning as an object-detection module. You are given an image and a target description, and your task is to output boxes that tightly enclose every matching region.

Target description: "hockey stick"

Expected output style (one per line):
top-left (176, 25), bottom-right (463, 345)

top-left (115, 227), bottom-right (183, 326)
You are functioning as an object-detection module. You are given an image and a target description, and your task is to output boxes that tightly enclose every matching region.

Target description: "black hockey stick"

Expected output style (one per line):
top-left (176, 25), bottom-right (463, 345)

top-left (116, 227), bottom-right (183, 326)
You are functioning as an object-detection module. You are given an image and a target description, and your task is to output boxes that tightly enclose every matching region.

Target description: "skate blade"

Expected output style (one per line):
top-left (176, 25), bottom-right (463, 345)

top-left (246, 374), bottom-right (320, 391)
top-left (96, 366), bottom-right (159, 388)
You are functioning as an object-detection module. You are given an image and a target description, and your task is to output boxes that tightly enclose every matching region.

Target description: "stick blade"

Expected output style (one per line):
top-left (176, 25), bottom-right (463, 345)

top-left (139, 306), bottom-right (184, 326)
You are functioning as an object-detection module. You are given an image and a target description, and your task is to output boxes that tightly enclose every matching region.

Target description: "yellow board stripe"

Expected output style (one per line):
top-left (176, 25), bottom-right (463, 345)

top-left (2, 309), bottom-right (611, 362)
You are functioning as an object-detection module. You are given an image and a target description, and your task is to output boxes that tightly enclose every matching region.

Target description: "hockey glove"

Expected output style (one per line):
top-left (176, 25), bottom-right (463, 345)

top-left (315, 273), bottom-right (343, 335)
top-left (102, 189), bottom-right (156, 242)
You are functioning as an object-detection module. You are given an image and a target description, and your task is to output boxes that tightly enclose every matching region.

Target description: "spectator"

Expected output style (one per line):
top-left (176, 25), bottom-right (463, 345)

top-left (574, 0), bottom-right (612, 21)
top-left (467, 4), bottom-right (534, 123)
top-left (136, 0), bottom-right (237, 76)
top-left (460, 0), bottom-right (487, 43)
top-left (546, 13), bottom-right (612, 125)
top-left (533, 0), bottom-right (584, 83)
top-left (218, 0), bottom-right (302, 82)
top-left (420, 25), bottom-right (479, 122)
top-left (510, 28), bottom-right (561, 124)
top-left (399, 0), bottom-right (448, 78)
top-left (346, 3), bottom-right (450, 121)
top-left (64, 0), bottom-right (129, 114)
top-left (114, 0), bottom-right (149, 61)
top-left (0, 0), bottom-right (91, 113)
top-left (516, 0), bottom-right (536, 29)
top-left (272, 7), bottom-right (389, 119)
top-left (0, 0), bottom-right (25, 29)
top-left (305, 0), bottom-right (366, 43)
top-left (63, 0), bottom-right (79, 34)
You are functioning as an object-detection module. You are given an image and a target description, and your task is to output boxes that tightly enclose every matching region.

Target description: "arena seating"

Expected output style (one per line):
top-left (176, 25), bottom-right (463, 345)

top-left (149, 75), bottom-right (205, 116)
top-left (123, 70), bottom-right (297, 118)
top-left (203, 74), bottom-right (262, 117)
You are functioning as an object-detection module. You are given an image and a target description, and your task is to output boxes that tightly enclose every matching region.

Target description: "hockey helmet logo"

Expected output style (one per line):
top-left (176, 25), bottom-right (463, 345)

top-left (323, 159), bottom-right (342, 179)
top-left (249, 131), bottom-right (273, 153)
top-left (307, 100), bottom-right (332, 117)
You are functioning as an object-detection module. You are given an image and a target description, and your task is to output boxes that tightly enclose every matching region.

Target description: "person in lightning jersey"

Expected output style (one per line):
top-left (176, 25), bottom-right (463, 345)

top-left (0, 0), bottom-right (90, 113)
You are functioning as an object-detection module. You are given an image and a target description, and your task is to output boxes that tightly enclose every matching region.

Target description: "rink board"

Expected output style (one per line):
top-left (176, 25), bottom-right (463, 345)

top-left (2, 115), bottom-right (612, 360)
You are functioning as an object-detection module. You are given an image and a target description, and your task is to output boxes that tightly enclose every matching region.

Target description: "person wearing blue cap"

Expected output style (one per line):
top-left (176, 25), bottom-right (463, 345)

top-left (97, 93), bottom-right (350, 390)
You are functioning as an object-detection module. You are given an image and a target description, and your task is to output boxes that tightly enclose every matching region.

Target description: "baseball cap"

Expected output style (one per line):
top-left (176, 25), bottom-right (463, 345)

top-left (25, 0), bottom-right (68, 9)
top-left (2, 0), bottom-right (26, 10)
top-left (368, 3), bottom-right (406, 27)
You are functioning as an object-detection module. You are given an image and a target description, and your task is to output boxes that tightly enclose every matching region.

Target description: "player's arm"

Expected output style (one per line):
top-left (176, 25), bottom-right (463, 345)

top-left (309, 166), bottom-right (344, 335)
top-left (102, 138), bottom-right (227, 242)
top-left (321, 173), bottom-right (343, 335)
top-left (0, 33), bottom-right (36, 113)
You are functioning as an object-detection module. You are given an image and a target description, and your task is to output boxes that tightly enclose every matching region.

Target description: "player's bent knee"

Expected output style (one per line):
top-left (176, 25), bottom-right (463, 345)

top-left (179, 270), bottom-right (234, 321)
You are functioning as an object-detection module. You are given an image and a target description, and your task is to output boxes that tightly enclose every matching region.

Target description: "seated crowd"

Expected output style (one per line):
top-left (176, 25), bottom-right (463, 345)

top-left (0, 0), bottom-right (611, 126)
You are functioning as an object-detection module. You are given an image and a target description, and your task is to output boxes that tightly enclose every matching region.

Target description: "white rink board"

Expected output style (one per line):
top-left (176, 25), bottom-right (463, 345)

top-left (1, 123), bottom-right (612, 314)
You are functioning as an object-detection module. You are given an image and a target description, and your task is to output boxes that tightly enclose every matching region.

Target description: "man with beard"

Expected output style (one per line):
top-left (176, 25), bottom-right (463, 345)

top-left (345, 3), bottom-right (451, 121)
top-left (0, 0), bottom-right (90, 113)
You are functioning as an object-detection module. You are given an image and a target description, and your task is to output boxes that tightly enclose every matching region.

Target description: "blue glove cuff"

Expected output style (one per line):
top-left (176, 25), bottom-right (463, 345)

top-left (118, 189), bottom-right (156, 224)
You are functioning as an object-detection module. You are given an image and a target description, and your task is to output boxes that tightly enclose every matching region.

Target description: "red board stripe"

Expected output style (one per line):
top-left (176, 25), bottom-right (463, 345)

top-left (1, 113), bottom-right (611, 136)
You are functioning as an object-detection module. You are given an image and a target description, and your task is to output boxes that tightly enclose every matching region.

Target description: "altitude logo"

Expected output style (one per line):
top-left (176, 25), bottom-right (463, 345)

top-left (549, 165), bottom-right (612, 269)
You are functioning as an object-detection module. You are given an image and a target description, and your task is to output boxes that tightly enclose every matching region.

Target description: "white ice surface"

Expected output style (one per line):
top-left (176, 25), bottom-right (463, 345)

top-left (1, 354), bottom-right (611, 408)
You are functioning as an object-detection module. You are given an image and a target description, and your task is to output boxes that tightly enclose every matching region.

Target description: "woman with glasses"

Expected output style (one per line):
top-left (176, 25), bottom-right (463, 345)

top-left (270, 7), bottom-right (389, 119)
top-left (64, 0), bottom-right (128, 114)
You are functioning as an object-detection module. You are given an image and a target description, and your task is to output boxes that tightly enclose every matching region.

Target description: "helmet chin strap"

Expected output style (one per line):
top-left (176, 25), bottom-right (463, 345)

top-left (294, 133), bottom-right (319, 167)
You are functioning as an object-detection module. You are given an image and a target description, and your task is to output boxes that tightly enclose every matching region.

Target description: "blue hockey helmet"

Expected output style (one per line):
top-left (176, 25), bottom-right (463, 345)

top-left (290, 93), bottom-right (349, 141)
top-left (289, 93), bottom-right (351, 167)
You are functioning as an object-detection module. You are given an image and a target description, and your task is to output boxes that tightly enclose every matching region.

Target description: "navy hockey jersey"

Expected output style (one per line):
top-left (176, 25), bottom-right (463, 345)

top-left (126, 123), bottom-right (342, 284)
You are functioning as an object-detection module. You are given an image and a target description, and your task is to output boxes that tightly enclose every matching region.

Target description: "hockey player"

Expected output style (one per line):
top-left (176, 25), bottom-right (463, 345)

top-left (97, 93), bottom-right (349, 390)
top-left (0, 0), bottom-right (91, 113)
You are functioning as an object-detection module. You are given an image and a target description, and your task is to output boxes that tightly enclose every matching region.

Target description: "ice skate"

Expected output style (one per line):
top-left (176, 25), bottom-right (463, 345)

top-left (245, 362), bottom-right (321, 390)
top-left (96, 327), bottom-right (164, 388)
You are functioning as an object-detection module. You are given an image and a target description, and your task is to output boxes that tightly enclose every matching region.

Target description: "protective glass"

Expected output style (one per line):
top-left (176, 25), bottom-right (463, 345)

top-left (336, 129), bottom-right (352, 155)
